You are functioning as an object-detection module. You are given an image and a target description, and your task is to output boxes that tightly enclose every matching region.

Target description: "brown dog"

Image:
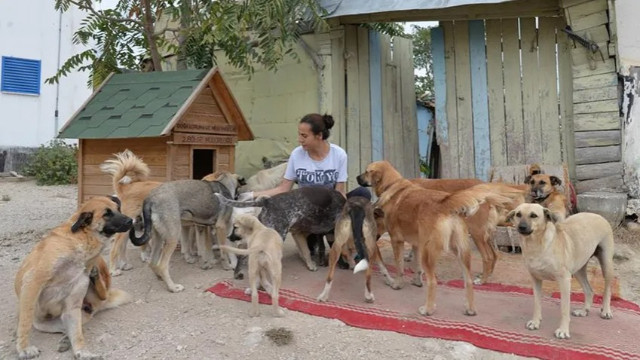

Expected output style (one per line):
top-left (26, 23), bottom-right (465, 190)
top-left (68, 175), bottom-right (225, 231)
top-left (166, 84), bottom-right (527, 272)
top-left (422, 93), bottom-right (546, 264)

top-left (100, 150), bottom-right (162, 275)
top-left (219, 214), bottom-right (284, 317)
top-left (506, 203), bottom-right (614, 339)
top-left (317, 196), bottom-right (393, 303)
top-left (14, 196), bottom-right (133, 359)
top-left (525, 164), bottom-right (569, 221)
top-left (357, 161), bottom-right (522, 316)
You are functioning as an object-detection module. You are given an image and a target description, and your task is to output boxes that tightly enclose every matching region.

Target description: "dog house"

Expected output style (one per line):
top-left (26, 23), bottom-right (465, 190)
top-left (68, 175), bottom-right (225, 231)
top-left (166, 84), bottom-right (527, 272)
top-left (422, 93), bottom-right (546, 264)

top-left (58, 68), bottom-right (253, 204)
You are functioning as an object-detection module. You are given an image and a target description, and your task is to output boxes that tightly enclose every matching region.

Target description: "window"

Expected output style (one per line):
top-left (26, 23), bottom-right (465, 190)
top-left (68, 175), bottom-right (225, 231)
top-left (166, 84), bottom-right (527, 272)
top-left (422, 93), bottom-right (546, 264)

top-left (1, 56), bottom-right (42, 95)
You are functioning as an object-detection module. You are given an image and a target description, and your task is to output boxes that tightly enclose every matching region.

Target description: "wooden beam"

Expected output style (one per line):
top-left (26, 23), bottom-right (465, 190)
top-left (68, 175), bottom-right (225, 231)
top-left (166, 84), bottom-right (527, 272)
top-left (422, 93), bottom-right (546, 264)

top-left (575, 145), bottom-right (621, 165)
top-left (576, 174), bottom-right (624, 193)
top-left (573, 72), bottom-right (618, 90)
top-left (453, 20), bottom-right (475, 179)
top-left (573, 85), bottom-right (618, 103)
top-left (502, 18), bottom-right (524, 166)
top-left (574, 99), bottom-right (619, 114)
top-left (521, 17), bottom-right (543, 165)
top-left (574, 130), bottom-right (621, 148)
top-left (574, 112), bottom-right (621, 131)
top-left (576, 161), bottom-right (622, 180)
top-left (469, 20), bottom-right (491, 181)
top-left (358, 26), bottom-right (372, 171)
top-left (345, 25), bottom-right (360, 191)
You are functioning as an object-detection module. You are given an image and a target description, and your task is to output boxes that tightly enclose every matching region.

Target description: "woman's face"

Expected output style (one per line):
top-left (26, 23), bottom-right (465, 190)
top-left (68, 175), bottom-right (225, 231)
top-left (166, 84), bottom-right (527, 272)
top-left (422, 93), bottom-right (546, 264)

top-left (298, 122), bottom-right (323, 150)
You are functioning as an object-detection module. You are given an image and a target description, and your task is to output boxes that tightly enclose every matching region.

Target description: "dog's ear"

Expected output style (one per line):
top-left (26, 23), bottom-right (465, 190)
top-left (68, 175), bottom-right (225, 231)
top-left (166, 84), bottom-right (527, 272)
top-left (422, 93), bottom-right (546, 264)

top-left (109, 195), bottom-right (121, 212)
top-left (529, 164), bottom-right (542, 176)
top-left (524, 175), bottom-right (532, 184)
top-left (543, 208), bottom-right (558, 223)
top-left (373, 208), bottom-right (384, 218)
top-left (71, 211), bottom-right (94, 233)
top-left (238, 176), bottom-right (246, 186)
top-left (505, 210), bottom-right (516, 223)
top-left (550, 176), bottom-right (562, 186)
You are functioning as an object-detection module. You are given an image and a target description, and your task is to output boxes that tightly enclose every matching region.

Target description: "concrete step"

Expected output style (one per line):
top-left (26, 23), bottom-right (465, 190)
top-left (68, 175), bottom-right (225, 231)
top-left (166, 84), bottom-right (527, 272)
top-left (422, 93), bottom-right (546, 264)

top-left (577, 191), bottom-right (627, 228)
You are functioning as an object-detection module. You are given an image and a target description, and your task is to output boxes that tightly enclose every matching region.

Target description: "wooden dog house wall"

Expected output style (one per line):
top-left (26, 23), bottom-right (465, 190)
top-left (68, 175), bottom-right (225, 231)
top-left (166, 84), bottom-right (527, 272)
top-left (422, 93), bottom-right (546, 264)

top-left (58, 68), bottom-right (253, 204)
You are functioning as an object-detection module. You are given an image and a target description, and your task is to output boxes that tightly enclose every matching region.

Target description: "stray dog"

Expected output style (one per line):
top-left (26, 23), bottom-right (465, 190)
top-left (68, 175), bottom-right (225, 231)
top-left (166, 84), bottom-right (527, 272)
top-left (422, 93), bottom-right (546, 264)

top-left (14, 196), bottom-right (133, 360)
top-left (129, 172), bottom-right (243, 293)
top-left (238, 161), bottom-right (288, 193)
top-left (525, 164), bottom-right (570, 221)
top-left (100, 149), bottom-right (162, 275)
top-left (216, 186), bottom-right (346, 273)
top-left (506, 203), bottom-right (614, 339)
top-left (357, 161), bottom-right (521, 316)
top-left (317, 196), bottom-right (393, 303)
top-left (219, 214), bottom-right (284, 317)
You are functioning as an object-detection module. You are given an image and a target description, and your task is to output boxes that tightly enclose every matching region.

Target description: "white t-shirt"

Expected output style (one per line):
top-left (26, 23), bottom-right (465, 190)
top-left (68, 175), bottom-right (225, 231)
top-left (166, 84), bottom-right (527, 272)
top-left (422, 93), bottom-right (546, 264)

top-left (284, 143), bottom-right (347, 189)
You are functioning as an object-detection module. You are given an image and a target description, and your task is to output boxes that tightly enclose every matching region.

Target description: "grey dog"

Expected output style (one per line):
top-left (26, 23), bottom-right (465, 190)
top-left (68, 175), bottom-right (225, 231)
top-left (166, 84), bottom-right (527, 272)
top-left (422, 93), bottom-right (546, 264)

top-left (216, 186), bottom-right (346, 276)
top-left (129, 172), bottom-right (244, 293)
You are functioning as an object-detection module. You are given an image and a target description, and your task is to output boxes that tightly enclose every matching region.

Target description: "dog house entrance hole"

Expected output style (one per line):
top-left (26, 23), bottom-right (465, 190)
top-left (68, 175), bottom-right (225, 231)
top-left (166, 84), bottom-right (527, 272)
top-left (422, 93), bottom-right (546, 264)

top-left (192, 149), bottom-right (216, 179)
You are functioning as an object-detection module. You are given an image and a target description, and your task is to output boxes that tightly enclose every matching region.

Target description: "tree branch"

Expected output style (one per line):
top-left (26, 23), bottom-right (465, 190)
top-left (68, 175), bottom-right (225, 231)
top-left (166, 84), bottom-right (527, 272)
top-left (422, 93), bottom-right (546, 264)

top-left (68, 0), bottom-right (143, 27)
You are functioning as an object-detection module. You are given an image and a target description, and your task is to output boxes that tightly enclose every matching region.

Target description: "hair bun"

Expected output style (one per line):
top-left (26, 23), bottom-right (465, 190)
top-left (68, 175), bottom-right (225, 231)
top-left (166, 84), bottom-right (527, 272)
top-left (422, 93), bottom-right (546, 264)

top-left (322, 114), bottom-right (335, 130)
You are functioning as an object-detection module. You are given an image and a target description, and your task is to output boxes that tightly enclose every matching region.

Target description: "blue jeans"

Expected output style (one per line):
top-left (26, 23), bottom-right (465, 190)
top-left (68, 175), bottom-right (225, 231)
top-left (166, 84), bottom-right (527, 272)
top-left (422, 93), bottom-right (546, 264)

top-left (346, 186), bottom-right (371, 201)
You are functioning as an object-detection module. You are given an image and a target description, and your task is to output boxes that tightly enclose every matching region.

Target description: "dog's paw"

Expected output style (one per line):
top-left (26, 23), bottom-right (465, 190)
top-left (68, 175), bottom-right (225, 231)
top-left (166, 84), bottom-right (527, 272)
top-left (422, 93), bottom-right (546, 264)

top-left (183, 254), bottom-right (197, 264)
top-left (525, 319), bottom-right (540, 330)
top-left (57, 335), bottom-right (71, 352)
top-left (554, 328), bottom-right (571, 339)
top-left (140, 252), bottom-right (151, 263)
top-left (169, 284), bottom-right (185, 293)
top-left (317, 293), bottom-right (329, 302)
top-left (473, 275), bottom-right (486, 285)
top-left (234, 271), bottom-right (245, 280)
top-left (200, 259), bottom-right (217, 270)
top-left (390, 280), bottom-right (405, 290)
top-left (418, 306), bottom-right (435, 316)
top-left (221, 261), bottom-right (233, 271)
top-left (110, 268), bottom-right (122, 277)
top-left (244, 287), bottom-right (252, 295)
top-left (18, 346), bottom-right (40, 359)
top-left (600, 309), bottom-right (613, 319)
top-left (74, 350), bottom-right (104, 360)
top-left (120, 262), bottom-right (133, 271)
top-left (571, 308), bottom-right (589, 317)
top-left (306, 261), bottom-right (318, 272)
top-left (410, 277), bottom-right (423, 287)
top-left (464, 308), bottom-right (477, 316)
top-left (364, 293), bottom-right (375, 303)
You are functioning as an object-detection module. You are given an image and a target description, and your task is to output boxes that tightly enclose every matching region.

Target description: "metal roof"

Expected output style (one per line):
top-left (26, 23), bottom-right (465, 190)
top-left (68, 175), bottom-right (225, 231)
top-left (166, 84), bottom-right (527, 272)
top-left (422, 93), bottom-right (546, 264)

top-left (319, 0), bottom-right (515, 18)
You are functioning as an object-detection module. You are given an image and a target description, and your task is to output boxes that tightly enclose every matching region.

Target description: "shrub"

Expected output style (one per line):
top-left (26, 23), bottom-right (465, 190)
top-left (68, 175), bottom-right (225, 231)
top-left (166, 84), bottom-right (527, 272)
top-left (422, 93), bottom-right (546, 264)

top-left (23, 140), bottom-right (78, 185)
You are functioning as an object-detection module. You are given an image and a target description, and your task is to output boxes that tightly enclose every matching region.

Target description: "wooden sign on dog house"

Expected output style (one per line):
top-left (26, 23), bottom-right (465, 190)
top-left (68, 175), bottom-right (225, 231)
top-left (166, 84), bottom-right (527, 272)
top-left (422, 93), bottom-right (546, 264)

top-left (58, 68), bottom-right (253, 204)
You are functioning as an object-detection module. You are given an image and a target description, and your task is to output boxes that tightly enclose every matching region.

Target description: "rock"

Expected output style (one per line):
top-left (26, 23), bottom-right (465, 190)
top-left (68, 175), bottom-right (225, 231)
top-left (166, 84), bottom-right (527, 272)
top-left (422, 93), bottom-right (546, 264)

top-left (9, 171), bottom-right (23, 178)
top-left (577, 192), bottom-right (628, 228)
top-left (244, 327), bottom-right (263, 347)
top-left (614, 244), bottom-right (636, 262)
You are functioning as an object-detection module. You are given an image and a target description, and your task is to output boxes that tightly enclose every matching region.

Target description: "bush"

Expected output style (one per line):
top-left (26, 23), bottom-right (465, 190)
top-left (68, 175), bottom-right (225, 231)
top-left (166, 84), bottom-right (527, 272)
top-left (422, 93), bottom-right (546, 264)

top-left (23, 140), bottom-right (78, 185)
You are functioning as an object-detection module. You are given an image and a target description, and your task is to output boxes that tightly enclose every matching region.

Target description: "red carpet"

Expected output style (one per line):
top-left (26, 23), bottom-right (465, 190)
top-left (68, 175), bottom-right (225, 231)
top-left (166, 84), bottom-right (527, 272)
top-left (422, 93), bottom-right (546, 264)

top-left (207, 255), bottom-right (640, 360)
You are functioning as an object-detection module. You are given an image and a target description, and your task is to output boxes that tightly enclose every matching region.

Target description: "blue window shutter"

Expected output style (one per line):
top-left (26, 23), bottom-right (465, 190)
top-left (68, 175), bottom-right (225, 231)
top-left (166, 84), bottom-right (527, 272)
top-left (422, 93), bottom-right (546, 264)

top-left (1, 56), bottom-right (42, 95)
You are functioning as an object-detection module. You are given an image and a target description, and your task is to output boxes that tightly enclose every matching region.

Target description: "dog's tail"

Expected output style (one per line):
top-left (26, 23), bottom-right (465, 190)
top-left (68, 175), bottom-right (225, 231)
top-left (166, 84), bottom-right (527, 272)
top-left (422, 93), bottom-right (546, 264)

top-left (214, 192), bottom-right (269, 208)
top-left (100, 288), bottom-right (132, 312)
top-left (129, 199), bottom-right (152, 246)
top-left (348, 205), bottom-right (370, 274)
top-left (100, 149), bottom-right (151, 195)
top-left (441, 183), bottom-right (525, 217)
top-left (219, 245), bottom-right (256, 256)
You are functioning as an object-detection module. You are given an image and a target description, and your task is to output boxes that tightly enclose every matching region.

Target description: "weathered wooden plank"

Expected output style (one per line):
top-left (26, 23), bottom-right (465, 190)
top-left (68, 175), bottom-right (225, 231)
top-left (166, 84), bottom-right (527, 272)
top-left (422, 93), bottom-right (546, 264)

top-left (391, 37), bottom-right (405, 176)
top-left (574, 99), bottom-right (619, 114)
top-left (560, 0), bottom-right (592, 8)
top-left (520, 17), bottom-right (543, 165)
top-left (443, 21), bottom-right (460, 178)
top-left (567, 0), bottom-right (608, 20)
top-left (571, 10), bottom-right (608, 31)
top-left (576, 174), bottom-right (624, 193)
top-left (369, 30), bottom-right (384, 162)
top-left (575, 145), bottom-right (621, 165)
top-left (574, 112), bottom-right (621, 131)
top-left (538, 17), bottom-right (562, 165)
top-left (397, 37), bottom-right (419, 179)
top-left (83, 184), bottom-right (115, 198)
top-left (431, 26), bottom-right (450, 177)
top-left (331, 27), bottom-right (346, 149)
top-left (83, 137), bottom-right (167, 154)
top-left (502, 18), bottom-right (524, 166)
top-left (574, 130), bottom-right (621, 148)
top-left (485, 19), bottom-right (507, 168)
top-left (573, 86), bottom-right (618, 103)
top-left (571, 42), bottom-right (610, 66)
top-left (569, 25), bottom-right (610, 46)
top-left (358, 26), bottom-right (372, 173)
top-left (345, 25), bottom-right (361, 190)
top-left (468, 20), bottom-right (490, 181)
top-left (573, 72), bottom-right (617, 90)
top-left (381, 34), bottom-right (397, 169)
top-left (608, 0), bottom-right (618, 46)
top-left (453, 20), bottom-right (474, 178)
top-left (576, 161), bottom-right (622, 180)
top-left (557, 16), bottom-right (575, 179)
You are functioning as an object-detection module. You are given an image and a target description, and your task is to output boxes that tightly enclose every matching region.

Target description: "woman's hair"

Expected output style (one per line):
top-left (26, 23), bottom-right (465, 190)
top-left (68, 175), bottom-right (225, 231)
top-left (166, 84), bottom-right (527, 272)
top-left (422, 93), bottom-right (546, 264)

top-left (300, 113), bottom-right (334, 140)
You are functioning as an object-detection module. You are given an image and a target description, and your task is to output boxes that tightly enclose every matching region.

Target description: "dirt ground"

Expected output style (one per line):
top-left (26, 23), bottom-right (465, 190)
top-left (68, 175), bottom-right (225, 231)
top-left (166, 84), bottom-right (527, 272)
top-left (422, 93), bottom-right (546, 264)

top-left (0, 180), bottom-right (639, 360)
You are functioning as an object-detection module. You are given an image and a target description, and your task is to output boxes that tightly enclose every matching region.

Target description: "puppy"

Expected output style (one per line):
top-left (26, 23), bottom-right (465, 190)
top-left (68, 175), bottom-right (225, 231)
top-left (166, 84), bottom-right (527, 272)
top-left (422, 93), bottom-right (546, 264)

top-left (14, 196), bottom-right (133, 359)
top-left (525, 164), bottom-right (570, 221)
top-left (317, 196), bottom-right (393, 303)
top-left (219, 214), bottom-right (284, 317)
top-left (506, 203), bottom-right (614, 339)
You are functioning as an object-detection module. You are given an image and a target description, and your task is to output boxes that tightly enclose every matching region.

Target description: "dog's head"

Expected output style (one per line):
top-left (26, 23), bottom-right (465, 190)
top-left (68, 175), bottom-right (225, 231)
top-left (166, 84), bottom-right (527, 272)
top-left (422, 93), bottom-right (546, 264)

top-left (71, 196), bottom-right (133, 238)
top-left (229, 213), bottom-right (261, 242)
top-left (524, 165), bottom-right (561, 201)
top-left (505, 203), bottom-right (558, 236)
top-left (356, 161), bottom-right (403, 196)
top-left (203, 171), bottom-right (246, 198)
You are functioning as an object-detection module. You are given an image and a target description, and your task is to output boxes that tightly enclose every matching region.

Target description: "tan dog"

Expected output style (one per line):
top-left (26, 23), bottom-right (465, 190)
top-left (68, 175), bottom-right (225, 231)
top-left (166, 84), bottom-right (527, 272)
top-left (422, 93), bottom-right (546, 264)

top-left (100, 150), bottom-right (162, 275)
top-left (317, 196), bottom-right (393, 303)
top-left (357, 161), bottom-right (521, 316)
top-left (219, 214), bottom-right (284, 317)
top-left (525, 164), bottom-right (569, 221)
top-left (14, 196), bottom-right (133, 359)
top-left (506, 203), bottom-right (614, 339)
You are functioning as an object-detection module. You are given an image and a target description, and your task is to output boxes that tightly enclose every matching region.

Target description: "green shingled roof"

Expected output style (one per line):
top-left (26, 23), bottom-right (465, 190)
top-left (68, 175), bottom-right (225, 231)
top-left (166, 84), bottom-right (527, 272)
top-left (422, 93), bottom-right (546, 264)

top-left (58, 69), bottom-right (210, 139)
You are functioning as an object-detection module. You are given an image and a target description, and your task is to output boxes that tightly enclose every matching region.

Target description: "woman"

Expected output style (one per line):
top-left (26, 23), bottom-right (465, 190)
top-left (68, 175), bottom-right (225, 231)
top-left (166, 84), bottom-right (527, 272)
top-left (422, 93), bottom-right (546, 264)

top-left (253, 113), bottom-right (370, 200)
top-left (253, 113), bottom-right (370, 267)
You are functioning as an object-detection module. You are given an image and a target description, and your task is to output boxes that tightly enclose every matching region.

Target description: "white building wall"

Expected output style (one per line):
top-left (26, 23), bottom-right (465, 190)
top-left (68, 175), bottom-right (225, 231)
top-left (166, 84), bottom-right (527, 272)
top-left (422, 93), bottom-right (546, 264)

top-left (0, 2), bottom-right (91, 147)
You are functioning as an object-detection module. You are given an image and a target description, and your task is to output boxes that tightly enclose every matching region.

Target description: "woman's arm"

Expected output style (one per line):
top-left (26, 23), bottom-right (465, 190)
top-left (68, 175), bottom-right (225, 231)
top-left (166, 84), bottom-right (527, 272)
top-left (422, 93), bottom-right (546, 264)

top-left (253, 178), bottom-right (295, 198)
top-left (335, 182), bottom-right (346, 198)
